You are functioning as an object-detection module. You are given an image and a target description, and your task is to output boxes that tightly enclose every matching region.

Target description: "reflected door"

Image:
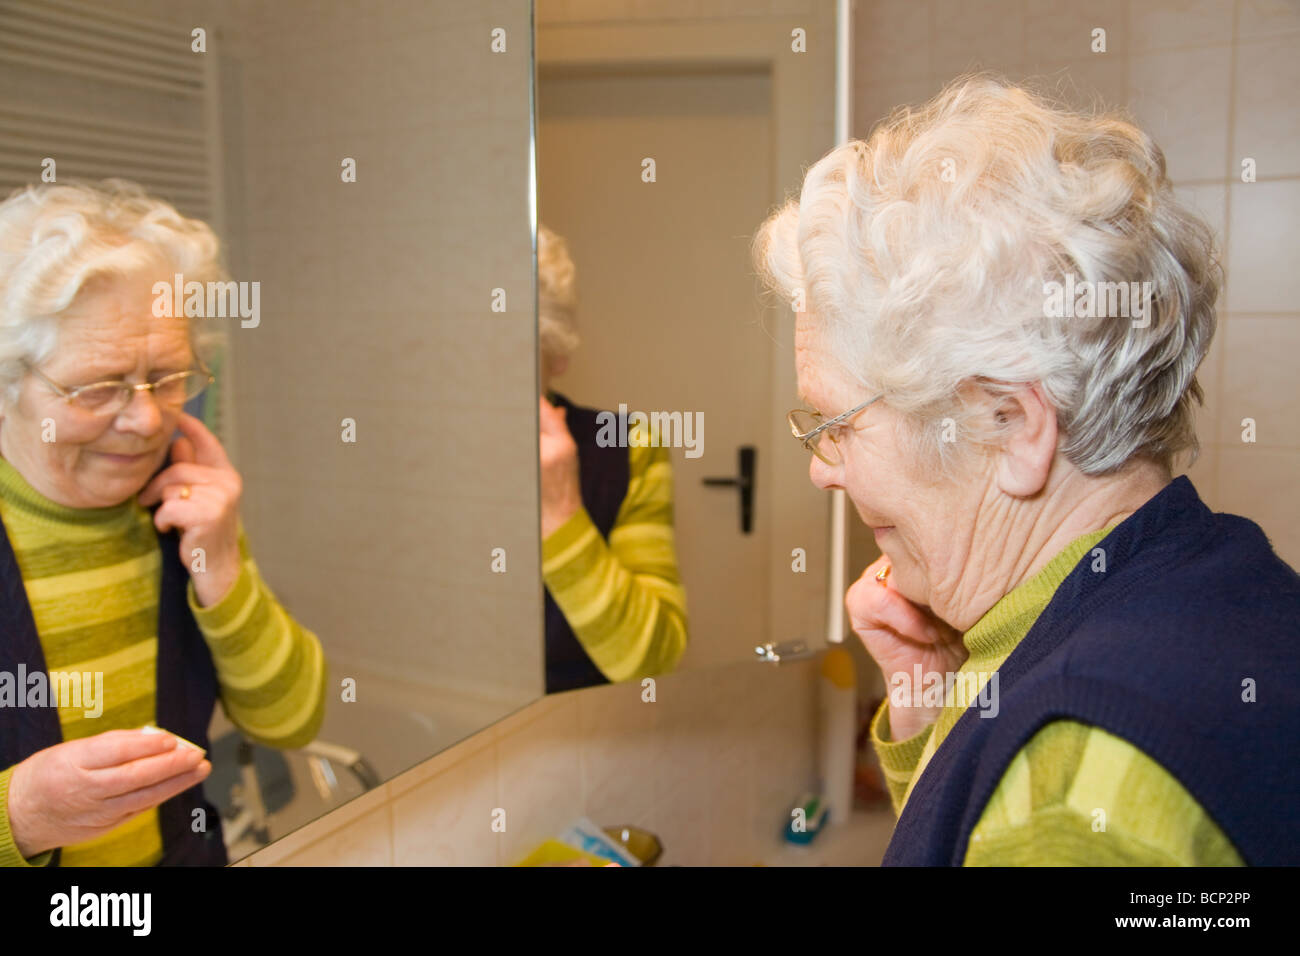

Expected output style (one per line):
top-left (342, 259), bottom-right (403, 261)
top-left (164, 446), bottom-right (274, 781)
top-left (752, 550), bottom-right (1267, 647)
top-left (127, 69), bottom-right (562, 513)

top-left (538, 67), bottom-right (775, 669)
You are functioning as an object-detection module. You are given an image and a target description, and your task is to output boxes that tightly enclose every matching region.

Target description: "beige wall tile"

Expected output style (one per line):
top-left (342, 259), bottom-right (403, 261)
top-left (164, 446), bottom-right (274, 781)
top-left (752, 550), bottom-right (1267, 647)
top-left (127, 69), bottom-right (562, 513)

top-left (705, 735), bottom-right (758, 864)
top-left (244, 780), bottom-right (393, 865)
top-left (1128, 46), bottom-right (1232, 181)
top-left (1217, 315), bottom-right (1300, 448)
top-left (1127, 0), bottom-right (1235, 53)
top-left (1024, 0), bottom-right (1127, 60)
top-left (931, 0), bottom-right (1026, 74)
top-left (1175, 182), bottom-right (1227, 251)
top-left (1236, 0), bottom-right (1300, 41)
top-left (1216, 446), bottom-right (1300, 567)
top-left (1227, 179), bottom-right (1300, 312)
top-left (576, 680), bottom-right (663, 825)
top-left (1233, 35), bottom-right (1300, 179)
top-left (274, 804), bottom-right (394, 866)
top-left (391, 743), bottom-right (501, 865)
top-left (495, 697), bottom-right (584, 864)
top-left (855, 0), bottom-right (933, 84)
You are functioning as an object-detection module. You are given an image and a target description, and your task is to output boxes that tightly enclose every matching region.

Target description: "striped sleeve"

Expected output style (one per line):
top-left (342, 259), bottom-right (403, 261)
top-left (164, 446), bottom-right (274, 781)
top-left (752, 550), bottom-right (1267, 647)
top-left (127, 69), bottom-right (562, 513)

top-left (868, 697), bottom-right (935, 816)
top-left (186, 525), bottom-right (327, 749)
top-left (541, 442), bottom-right (689, 683)
top-left (963, 720), bottom-right (1245, 866)
top-left (0, 767), bottom-right (54, 867)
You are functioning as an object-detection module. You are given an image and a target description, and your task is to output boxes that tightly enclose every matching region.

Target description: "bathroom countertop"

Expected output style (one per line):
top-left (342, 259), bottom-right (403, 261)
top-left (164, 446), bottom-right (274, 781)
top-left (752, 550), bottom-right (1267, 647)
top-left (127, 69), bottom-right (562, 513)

top-left (762, 807), bottom-right (897, 866)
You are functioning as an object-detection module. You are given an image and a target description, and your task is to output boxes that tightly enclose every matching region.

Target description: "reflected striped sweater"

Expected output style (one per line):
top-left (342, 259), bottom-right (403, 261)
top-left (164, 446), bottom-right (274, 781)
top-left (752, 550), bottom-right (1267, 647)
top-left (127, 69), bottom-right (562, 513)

top-left (0, 454), bottom-right (327, 867)
top-left (542, 440), bottom-right (688, 684)
top-left (871, 524), bottom-right (1244, 865)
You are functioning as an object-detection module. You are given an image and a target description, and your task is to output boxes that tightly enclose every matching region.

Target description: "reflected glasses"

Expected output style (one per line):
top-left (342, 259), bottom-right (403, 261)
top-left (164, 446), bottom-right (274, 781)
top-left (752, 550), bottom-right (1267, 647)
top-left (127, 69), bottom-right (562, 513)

top-left (24, 360), bottom-right (214, 416)
top-left (787, 393), bottom-right (883, 465)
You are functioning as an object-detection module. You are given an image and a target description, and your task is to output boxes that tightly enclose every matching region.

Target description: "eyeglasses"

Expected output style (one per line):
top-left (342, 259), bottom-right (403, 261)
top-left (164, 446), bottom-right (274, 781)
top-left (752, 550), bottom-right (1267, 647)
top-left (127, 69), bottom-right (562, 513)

top-left (24, 360), bottom-right (214, 416)
top-left (787, 393), bottom-right (883, 465)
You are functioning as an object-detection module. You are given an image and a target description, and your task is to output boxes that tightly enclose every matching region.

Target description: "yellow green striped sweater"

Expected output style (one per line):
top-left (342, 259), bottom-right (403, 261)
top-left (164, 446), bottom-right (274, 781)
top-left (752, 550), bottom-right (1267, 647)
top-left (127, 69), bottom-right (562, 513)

top-left (0, 454), bottom-right (327, 867)
top-left (871, 525), bottom-right (1244, 865)
top-left (541, 440), bottom-right (688, 683)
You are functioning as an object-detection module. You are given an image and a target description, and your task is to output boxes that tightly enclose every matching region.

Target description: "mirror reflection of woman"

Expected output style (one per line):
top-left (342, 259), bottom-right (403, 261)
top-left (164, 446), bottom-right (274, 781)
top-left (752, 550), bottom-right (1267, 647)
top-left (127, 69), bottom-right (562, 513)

top-left (537, 225), bottom-right (688, 693)
top-left (0, 180), bottom-right (326, 867)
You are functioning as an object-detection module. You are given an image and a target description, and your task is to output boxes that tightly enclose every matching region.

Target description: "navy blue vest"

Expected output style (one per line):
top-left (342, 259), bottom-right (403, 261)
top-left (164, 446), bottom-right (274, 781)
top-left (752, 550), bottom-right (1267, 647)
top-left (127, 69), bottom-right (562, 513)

top-left (0, 467), bottom-right (228, 866)
top-left (882, 476), bottom-right (1300, 866)
top-left (543, 391), bottom-right (630, 694)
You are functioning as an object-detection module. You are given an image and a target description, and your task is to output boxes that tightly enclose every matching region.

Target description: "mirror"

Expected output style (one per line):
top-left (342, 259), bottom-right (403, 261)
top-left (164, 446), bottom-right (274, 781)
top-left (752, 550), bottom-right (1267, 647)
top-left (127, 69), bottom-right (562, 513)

top-left (0, 0), bottom-right (537, 864)
top-left (534, 8), bottom-right (842, 691)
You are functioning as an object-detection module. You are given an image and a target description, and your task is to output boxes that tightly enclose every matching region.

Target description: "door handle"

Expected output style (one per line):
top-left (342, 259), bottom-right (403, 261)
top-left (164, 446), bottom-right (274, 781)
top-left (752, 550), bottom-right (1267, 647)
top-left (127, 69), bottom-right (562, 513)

top-left (702, 445), bottom-right (755, 534)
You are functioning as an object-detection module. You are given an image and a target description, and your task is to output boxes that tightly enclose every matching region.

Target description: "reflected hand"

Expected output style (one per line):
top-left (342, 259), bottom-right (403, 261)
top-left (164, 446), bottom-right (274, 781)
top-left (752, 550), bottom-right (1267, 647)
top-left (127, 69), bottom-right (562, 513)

top-left (6, 730), bottom-right (210, 859)
top-left (136, 412), bottom-right (243, 607)
top-left (846, 555), bottom-right (967, 741)
top-left (540, 396), bottom-right (583, 539)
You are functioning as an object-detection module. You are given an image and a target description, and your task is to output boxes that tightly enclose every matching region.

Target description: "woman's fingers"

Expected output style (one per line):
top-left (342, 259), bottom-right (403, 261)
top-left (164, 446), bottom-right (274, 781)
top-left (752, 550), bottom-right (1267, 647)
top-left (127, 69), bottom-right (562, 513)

top-left (539, 397), bottom-right (569, 436)
top-left (150, 483), bottom-right (226, 533)
top-left (89, 744), bottom-right (205, 801)
top-left (174, 412), bottom-right (232, 468)
top-left (169, 434), bottom-right (196, 465)
top-left (76, 729), bottom-right (180, 769)
top-left (136, 462), bottom-right (228, 506)
top-left (100, 761), bottom-right (211, 821)
top-left (846, 562), bottom-right (946, 644)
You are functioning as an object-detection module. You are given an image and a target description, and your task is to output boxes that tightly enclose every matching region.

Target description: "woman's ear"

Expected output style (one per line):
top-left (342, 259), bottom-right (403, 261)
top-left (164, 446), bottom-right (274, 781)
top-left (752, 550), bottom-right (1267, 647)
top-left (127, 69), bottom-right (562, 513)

top-left (992, 382), bottom-right (1057, 498)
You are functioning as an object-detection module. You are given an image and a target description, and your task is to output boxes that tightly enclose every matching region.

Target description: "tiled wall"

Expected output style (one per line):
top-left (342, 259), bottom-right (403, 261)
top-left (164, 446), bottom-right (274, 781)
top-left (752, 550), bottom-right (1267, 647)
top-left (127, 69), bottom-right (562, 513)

top-left (853, 0), bottom-right (1300, 567)
top-left (238, 659), bottom-right (825, 866)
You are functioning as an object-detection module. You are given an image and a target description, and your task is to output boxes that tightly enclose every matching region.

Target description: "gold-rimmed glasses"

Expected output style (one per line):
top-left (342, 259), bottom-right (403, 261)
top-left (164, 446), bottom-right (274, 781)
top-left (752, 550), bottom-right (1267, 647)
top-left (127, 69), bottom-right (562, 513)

top-left (24, 360), bottom-right (214, 417)
top-left (787, 393), bottom-right (883, 465)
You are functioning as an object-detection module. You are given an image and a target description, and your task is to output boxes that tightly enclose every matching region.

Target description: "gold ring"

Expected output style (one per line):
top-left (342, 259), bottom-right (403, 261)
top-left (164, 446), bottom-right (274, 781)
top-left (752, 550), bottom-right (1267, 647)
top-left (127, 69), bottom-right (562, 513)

top-left (875, 565), bottom-right (891, 584)
top-left (179, 484), bottom-right (191, 500)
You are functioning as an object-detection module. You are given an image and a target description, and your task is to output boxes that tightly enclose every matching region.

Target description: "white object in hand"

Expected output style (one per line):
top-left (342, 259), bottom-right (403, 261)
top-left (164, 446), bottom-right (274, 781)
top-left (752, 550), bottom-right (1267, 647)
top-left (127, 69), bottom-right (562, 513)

top-left (139, 723), bottom-right (206, 755)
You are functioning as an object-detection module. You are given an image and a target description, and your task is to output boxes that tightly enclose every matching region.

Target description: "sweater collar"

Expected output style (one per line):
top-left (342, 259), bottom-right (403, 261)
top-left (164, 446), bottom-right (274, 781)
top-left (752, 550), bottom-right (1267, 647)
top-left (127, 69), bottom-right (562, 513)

top-left (0, 453), bottom-right (137, 527)
top-left (962, 524), bottom-right (1119, 665)
top-left (960, 476), bottom-right (1201, 663)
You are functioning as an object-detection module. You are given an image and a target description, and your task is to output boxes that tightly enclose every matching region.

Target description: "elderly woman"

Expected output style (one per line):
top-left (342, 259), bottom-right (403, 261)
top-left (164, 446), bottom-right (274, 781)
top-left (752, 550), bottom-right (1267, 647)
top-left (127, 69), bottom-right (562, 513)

top-left (537, 224), bottom-right (688, 692)
top-left (0, 179), bottom-right (326, 867)
top-left (755, 75), bottom-right (1299, 866)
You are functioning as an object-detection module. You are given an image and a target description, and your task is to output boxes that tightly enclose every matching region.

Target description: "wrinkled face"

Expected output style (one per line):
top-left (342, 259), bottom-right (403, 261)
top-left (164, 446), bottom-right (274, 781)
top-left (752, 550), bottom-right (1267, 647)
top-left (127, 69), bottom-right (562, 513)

top-left (794, 313), bottom-right (993, 619)
top-left (0, 266), bottom-right (192, 509)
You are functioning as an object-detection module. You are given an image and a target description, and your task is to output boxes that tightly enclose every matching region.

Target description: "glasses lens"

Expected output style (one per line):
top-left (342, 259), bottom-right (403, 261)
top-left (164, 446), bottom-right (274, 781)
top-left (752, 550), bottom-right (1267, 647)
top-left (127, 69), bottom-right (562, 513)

top-left (813, 429), bottom-right (840, 464)
top-left (788, 409), bottom-right (819, 438)
top-left (72, 384), bottom-right (129, 413)
top-left (154, 371), bottom-right (208, 406)
top-left (789, 410), bottom-right (840, 464)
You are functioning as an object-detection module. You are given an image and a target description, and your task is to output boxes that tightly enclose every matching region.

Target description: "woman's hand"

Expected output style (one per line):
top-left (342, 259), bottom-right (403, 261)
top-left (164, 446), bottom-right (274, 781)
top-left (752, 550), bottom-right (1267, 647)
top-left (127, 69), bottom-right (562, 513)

top-left (540, 396), bottom-right (583, 539)
top-left (846, 555), bottom-right (968, 741)
top-left (6, 730), bottom-right (210, 859)
top-left (136, 412), bottom-right (242, 607)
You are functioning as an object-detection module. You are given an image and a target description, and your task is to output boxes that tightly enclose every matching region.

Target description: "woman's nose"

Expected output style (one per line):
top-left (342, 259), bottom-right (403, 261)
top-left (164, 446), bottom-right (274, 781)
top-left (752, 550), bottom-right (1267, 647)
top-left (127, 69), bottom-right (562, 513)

top-left (808, 452), bottom-right (841, 491)
top-left (115, 387), bottom-right (164, 432)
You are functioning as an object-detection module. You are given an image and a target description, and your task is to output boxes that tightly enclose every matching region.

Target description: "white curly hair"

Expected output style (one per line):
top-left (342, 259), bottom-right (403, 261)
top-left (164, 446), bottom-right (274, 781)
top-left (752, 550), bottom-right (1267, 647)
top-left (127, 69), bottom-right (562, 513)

top-left (0, 178), bottom-right (227, 412)
top-left (537, 223), bottom-right (580, 377)
top-left (754, 72), bottom-right (1221, 477)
